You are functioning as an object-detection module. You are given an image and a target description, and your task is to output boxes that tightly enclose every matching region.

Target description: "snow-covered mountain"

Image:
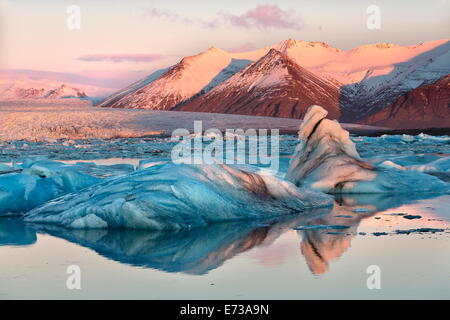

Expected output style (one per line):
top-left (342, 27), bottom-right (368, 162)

top-left (0, 83), bottom-right (87, 100)
top-left (0, 70), bottom-right (118, 98)
top-left (358, 75), bottom-right (450, 129)
top-left (97, 47), bottom-right (253, 109)
top-left (43, 84), bottom-right (86, 99)
top-left (97, 38), bottom-right (450, 126)
top-left (177, 49), bottom-right (341, 119)
top-left (340, 40), bottom-right (450, 121)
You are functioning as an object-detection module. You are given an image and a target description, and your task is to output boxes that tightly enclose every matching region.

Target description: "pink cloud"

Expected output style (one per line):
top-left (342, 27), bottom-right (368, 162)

top-left (143, 7), bottom-right (194, 24)
top-left (220, 5), bottom-right (304, 30)
top-left (77, 54), bottom-right (166, 63)
top-left (228, 42), bottom-right (255, 53)
top-left (142, 5), bottom-right (304, 30)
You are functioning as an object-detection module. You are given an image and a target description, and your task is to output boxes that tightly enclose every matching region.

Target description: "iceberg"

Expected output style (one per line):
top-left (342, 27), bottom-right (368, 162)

top-left (285, 105), bottom-right (450, 193)
top-left (0, 158), bottom-right (101, 216)
top-left (24, 162), bottom-right (333, 229)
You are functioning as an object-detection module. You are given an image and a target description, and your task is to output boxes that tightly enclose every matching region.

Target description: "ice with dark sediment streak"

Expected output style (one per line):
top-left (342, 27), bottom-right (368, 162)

top-left (24, 162), bottom-right (333, 229)
top-left (285, 105), bottom-right (450, 194)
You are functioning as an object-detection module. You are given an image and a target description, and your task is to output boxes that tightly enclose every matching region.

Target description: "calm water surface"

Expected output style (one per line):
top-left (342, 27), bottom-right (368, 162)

top-left (1, 136), bottom-right (450, 299)
top-left (1, 192), bottom-right (449, 299)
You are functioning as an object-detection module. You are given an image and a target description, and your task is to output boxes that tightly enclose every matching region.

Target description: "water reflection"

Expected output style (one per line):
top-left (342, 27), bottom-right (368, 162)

top-left (297, 192), bottom-right (446, 275)
top-left (27, 208), bottom-right (331, 275)
top-left (0, 192), bottom-right (446, 276)
top-left (0, 218), bottom-right (37, 246)
top-left (298, 202), bottom-right (374, 275)
top-left (333, 192), bottom-right (444, 213)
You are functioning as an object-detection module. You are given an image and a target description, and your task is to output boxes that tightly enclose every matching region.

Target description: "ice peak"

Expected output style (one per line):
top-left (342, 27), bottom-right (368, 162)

top-left (297, 105), bottom-right (329, 141)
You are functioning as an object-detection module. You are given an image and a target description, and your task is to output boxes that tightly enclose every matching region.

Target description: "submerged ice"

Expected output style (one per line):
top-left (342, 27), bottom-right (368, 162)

top-left (285, 105), bottom-right (450, 193)
top-left (24, 162), bottom-right (332, 229)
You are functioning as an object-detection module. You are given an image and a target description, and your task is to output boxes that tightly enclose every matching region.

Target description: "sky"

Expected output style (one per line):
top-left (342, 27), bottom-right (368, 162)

top-left (0, 0), bottom-right (449, 94)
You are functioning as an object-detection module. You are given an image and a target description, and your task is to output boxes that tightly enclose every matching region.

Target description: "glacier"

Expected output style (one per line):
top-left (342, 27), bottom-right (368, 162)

top-left (23, 162), bottom-right (333, 229)
top-left (285, 105), bottom-right (450, 193)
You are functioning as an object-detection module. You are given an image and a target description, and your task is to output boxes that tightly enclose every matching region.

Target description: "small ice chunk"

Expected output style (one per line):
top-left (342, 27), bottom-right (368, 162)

top-left (402, 215), bottom-right (422, 220)
top-left (395, 228), bottom-right (445, 235)
top-left (372, 232), bottom-right (388, 236)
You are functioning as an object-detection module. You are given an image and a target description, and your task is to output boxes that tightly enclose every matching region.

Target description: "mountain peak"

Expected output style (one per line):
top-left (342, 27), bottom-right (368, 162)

top-left (275, 39), bottom-right (338, 52)
top-left (276, 38), bottom-right (299, 50)
top-left (241, 48), bottom-right (289, 76)
top-left (1, 83), bottom-right (86, 100)
top-left (207, 46), bottom-right (222, 51)
top-left (204, 46), bottom-right (227, 55)
top-left (352, 42), bottom-right (399, 51)
top-left (266, 48), bottom-right (284, 56)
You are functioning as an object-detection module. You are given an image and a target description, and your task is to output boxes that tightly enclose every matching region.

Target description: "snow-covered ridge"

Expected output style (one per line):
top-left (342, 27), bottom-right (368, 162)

top-left (1, 83), bottom-right (87, 100)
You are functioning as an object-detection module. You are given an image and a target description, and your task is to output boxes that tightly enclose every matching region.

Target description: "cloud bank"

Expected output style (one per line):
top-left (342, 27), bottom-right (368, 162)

top-left (77, 54), bottom-right (166, 63)
top-left (220, 5), bottom-right (304, 30)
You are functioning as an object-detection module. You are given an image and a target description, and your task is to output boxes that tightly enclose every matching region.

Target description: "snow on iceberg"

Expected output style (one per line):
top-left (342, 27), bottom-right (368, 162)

top-left (24, 162), bottom-right (333, 229)
top-left (0, 158), bottom-right (101, 216)
top-left (285, 105), bottom-right (450, 193)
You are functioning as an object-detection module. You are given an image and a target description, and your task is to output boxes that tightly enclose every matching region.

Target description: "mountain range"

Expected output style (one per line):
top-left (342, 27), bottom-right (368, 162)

top-left (2, 39), bottom-right (448, 129)
top-left (97, 38), bottom-right (449, 129)
top-left (0, 83), bottom-right (87, 100)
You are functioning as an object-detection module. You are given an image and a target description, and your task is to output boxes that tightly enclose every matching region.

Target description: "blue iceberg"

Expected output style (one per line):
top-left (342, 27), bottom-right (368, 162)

top-left (24, 162), bottom-right (333, 229)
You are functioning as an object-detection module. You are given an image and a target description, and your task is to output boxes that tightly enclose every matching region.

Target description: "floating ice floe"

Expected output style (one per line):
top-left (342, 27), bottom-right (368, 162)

top-left (285, 105), bottom-right (450, 193)
top-left (378, 155), bottom-right (450, 174)
top-left (24, 162), bottom-right (333, 229)
top-left (353, 133), bottom-right (450, 145)
top-left (406, 157), bottom-right (450, 173)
